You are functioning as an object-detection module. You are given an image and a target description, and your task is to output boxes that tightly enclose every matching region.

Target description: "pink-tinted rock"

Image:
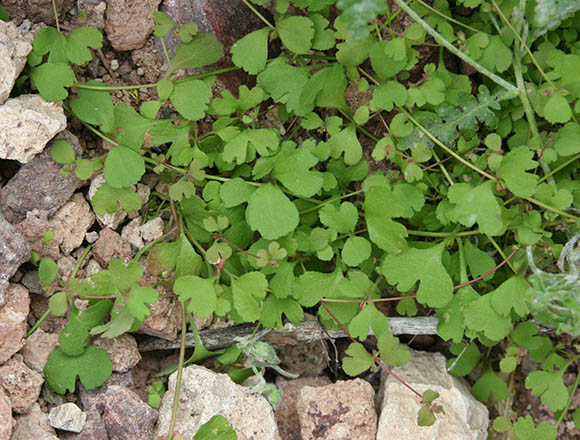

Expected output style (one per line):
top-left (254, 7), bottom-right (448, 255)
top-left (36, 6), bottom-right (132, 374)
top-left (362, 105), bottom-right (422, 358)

top-left (0, 284), bottom-right (29, 364)
top-left (0, 213), bottom-right (30, 306)
top-left (49, 193), bottom-right (95, 254)
top-left (0, 130), bottom-right (82, 224)
top-left (16, 209), bottom-right (62, 261)
top-left (94, 334), bottom-right (141, 373)
top-left (11, 402), bottom-right (58, 440)
top-left (77, 0), bottom-right (106, 30)
top-left (19, 327), bottom-right (58, 372)
top-left (92, 228), bottom-right (132, 267)
top-left (0, 354), bottom-right (44, 413)
top-left (25, 0), bottom-right (75, 25)
top-left (105, 0), bottom-right (161, 51)
top-left (102, 385), bottom-right (158, 440)
top-left (139, 294), bottom-right (181, 340)
top-left (297, 378), bottom-right (377, 440)
top-left (0, 388), bottom-right (11, 440)
top-left (275, 376), bottom-right (332, 440)
top-left (277, 339), bottom-right (328, 378)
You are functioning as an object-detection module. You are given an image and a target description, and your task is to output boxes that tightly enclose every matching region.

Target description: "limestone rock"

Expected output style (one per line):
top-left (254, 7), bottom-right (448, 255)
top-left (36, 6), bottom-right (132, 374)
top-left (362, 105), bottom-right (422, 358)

top-left (0, 95), bottom-right (66, 163)
top-left (11, 403), bottom-right (59, 440)
top-left (140, 217), bottom-right (164, 242)
top-left (49, 193), bottom-right (95, 254)
top-left (105, 0), bottom-right (160, 51)
top-left (19, 327), bottom-right (58, 372)
top-left (0, 21), bottom-right (33, 105)
top-left (88, 174), bottom-right (127, 230)
top-left (94, 334), bottom-right (141, 373)
top-left (0, 354), bottom-right (44, 413)
top-left (155, 365), bottom-right (281, 439)
top-left (15, 209), bottom-right (62, 261)
top-left (0, 130), bottom-right (82, 223)
top-left (274, 376), bottom-right (332, 440)
top-left (0, 284), bottom-right (29, 364)
top-left (92, 228), bottom-right (132, 267)
top-left (0, 213), bottom-right (30, 306)
top-left (277, 339), bottom-right (328, 378)
top-left (0, 388), bottom-right (11, 440)
top-left (297, 378), bottom-right (377, 440)
top-left (103, 385), bottom-right (158, 440)
top-left (121, 218), bottom-right (144, 249)
top-left (48, 403), bottom-right (87, 433)
top-left (77, 0), bottom-right (106, 30)
top-left (139, 294), bottom-right (181, 341)
top-left (377, 349), bottom-right (489, 440)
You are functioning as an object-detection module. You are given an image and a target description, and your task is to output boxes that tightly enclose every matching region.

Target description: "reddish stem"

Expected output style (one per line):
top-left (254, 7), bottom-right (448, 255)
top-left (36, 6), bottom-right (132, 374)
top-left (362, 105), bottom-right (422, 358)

top-left (319, 301), bottom-right (423, 400)
top-left (389, 156), bottom-right (453, 184)
top-left (212, 234), bottom-right (261, 260)
top-left (453, 247), bottom-right (519, 290)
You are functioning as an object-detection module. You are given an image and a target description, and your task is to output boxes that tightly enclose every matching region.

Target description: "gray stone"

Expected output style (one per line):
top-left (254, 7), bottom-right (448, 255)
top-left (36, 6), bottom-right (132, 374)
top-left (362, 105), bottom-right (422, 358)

top-left (0, 95), bottom-right (66, 163)
top-left (0, 284), bottom-right (29, 364)
top-left (102, 385), bottom-right (158, 440)
top-left (88, 174), bottom-right (127, 230)
top-left (77, 0), bottom-right (106, 30)
top-left (377, 349), bottom-right (489, 440)
top-left (121, 218), bottom-right (144, 249)
top-left (0, 213), bottom-right (30, 306)
top-left (277, 339), bottom-right (328, 378)
top-left (92, 228), bottom-right (132, 267)
top-left (24, 0), bottom-right (75, 25)
top-left (0, 354), bottom-right (44, 413)
top-left (94, 334), bottom-right (141, 373)
top-left (0, 388), bottom-right (11, 440)
top-left (140, 217), bottom-right (164, 242)
top-left (0, 21), bottom-right (33, 105)
top-left (11, 402), bottom-right (59, 440)
top-left (48, 403), bottom-right (87, 433)
top-left (104, 0), bottom-right (161, 51)
top-left (139, 293), bottom-right (180, 341)
top-left (155, 365), bottom-right (281, 440)
top-left (297, 378), bottom-right (377, 440)
top-left (0, 130), bottom-right (82, 224)
top-left (49, 193), bottom-right (95, 254)
top-left (19, 327), bottom-right (58, 372)
top-left (59, 409), bottom-right (108, 440)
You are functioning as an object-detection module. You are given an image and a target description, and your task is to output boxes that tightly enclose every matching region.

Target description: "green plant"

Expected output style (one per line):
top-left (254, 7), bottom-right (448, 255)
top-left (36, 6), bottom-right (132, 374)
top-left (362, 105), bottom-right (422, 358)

top-left (22, 0), bottom-right (580, 437)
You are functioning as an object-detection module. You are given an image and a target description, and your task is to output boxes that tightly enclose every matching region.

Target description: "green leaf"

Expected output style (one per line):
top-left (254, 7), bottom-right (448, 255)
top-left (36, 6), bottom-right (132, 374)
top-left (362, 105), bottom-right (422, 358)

top-left (382, 243), bottom-right (453, 308)
top-left (463, 239), bottom-right (496, 281)
top-left (75, 159), bottom-right (96, 180)
top-left (349, 304), bottom-right (388, 341)
top-left (498, 146), bottom-right (539, 198)
top-left (66, 27), bottom-right (103, 65)
top-left (372, 81), bottom-right (408, 111)
top-left (168, 33), bottom-right (223, 75)
top-left (544, 91), bottom-right (572, 124)
top-left (319, 202), bottom-right (358, 233)
top-left (472, 369), bottom-right (509, 402)
top-left (342, 342), bottom-right (374, 375)
top-left (300, 64), bottom-right (348, 112)
top-left (272, 145), bottom-right (323, 197)
top-left (490, 276), bottom-right (529, 317)
top-left (436, 286), bottom-right (479, 343)
top-left (342, 236), bottom-right (371, 267)
top-left (574, 407), bottom-right (580, 429)
top-left (277, 16), bottom-right (314, 54)
top-left (91, 183), bottom-right (142, 215)
top-left (32, 27), bottom-right (68, 63)
top-left (126, 286), bottom-right (158, 321)
top-left (417, 405), bottom-right (437, 427)
top-left (370, 39), bottom-right (407, 81)
top-left (174, 275), bottom-right (217, 318)
top-left (257, 64), bottom-right (312, 116)
top-left (493, 416), bottom-right (513, 433)
top-left (44, 345), bottom-right (112, 394)
top-left (31, 63), bottom-right (75, 101)
top-left (179, 22), bottom-right (199, 43)
top-left (422, 390), bottom-right (440, 404)
top-left (246, 184), bottom-right (299, 240)
top-left (42, 230), bottom-right (55, 245)
top-left (152, 11), bottom-right (176, 37)
top-left (114, 102), bottom-right (156, 150)
top-left (526, 370), bottom-right (568, 412)
top-left (39, 257), bottom-right (58, 282)
top-left (104, 146), bottom-right (145, 188)
top-left (513, 416), bottom-right (557, 440)
top-left (448, 181), bottom-right (504, 235)
top-left (194, 415), bottom-right (237, 440)
top-left (364, 185), bottom-right (408, 254)
top-left (69, 82), bottom-right (115, 133)
top-left (220, 178), bottom-right (256, 208)
top-left (378, 331), bottom-right (410, 366)
top-left (170, 80), bottom-right (212, 121)
top-left (310, 13), bottom-right (335, 50)
top-left (51, 140), bottom-right (76, 164)
top-left (169, 178), bottom-right (196, 202)
top-left (157, 79), bottom-right (174, 101)
top-left (261, 295), bottom-right (303, 328)
top-left (478, 36), bottom-right (512, 73)
top-left (336, 0), bottom-right (387, 40)
top-left (500, 356), bottom-right (518, 373)
top-left (464, 294), bottom-right (512, 341)
top-left (553, 122), bottom-right (580, 156)
top-left (231, 27), bottom-right (270, 74)
top-left (232, 272), bottom-right (268, 322)
top-left (48, 291), bottom-right (68, 316)
top-left (293, 270), bottom-right (342, 307)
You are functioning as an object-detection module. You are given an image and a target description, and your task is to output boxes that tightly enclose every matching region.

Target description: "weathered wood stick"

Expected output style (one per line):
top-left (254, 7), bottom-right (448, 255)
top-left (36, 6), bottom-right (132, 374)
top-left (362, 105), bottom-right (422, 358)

top-left (137, 317), bottom-right (440, 352)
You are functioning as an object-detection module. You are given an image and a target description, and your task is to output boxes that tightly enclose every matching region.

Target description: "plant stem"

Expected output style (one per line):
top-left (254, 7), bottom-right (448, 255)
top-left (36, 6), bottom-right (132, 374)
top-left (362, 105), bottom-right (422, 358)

top-left (72, 245), bottom-right (92, 279)
top-left (523, 197), bottom-right (580, 221)
top-left (51, 0), bottom-right (60, 32)
top-left (537, 153), bottom-right (580, 184)
top-left (414, 0), bottom-right (490, 35)
top-left (453, 247), bottom-right (519, 289)
top-left (298, 190), bottom-right (363, 215)
top-left (486, 235), bottom-right (517, 274)
top-left (555, 355), bottom-right (580, 427)
top-left (147, 0), bottom-right (171, 66)
top-left (406, 229), bottom-right (480, 238)
top-left (321, 295), bottom-right (416, 304)
top-left (26, 309), bottom-right (50, 338)
top-left (391, 0), bottom-right (518, 94)
top-left (242, 0), bottom-right (276, 30)
top-left (166, 303), bottom-right (187, 440)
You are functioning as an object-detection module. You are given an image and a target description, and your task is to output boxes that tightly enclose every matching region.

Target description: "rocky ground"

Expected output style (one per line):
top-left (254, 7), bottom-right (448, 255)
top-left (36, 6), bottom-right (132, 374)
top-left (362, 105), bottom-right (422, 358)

top-left (0, 1), bottom-right (579, 439)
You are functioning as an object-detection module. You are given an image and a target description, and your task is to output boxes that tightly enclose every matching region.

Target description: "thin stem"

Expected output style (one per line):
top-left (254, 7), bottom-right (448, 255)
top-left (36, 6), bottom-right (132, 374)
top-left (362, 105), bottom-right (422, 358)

top-left (453, 248), bottom-right (519, 289)
top-left (537, 153), bottom-right (580, 184)
top-left (321, 295), bottom-right (416, 304)
top-left (391, 0), bottom-right (518, 94)
top-left (401, 110), bottom-right (498, 181)
top-left (51, 0), bottom-right (60, 32)
top-left (166, 303), bottom-right (187, 440)
top-left (414, 0), bottom-right (490, 35)
top-left (242, 0), bottom-right (275, 30)
top-left (406, 229), bottom-right (480, 238)
top-left (298, 191), bottom-right (363, 215)
top-left (147, 0), bottom-right (171, 65)
top-left (26, 309), bottom-right (50, 338)
top-left (431, 149), bottom-right (454, 186)
top-left (486, 235), bottom-right (517, 274)
top-left (555, 356), bottom-right (580, 427)
top-left (72, 245), bottom-right (92, 279)
top-left (523, 197), bottom-right (580, 221)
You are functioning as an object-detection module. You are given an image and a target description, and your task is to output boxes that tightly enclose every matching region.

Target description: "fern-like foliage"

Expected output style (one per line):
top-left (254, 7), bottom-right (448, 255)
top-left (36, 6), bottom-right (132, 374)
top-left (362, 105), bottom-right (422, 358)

top-left (530, 0), bottom-right (580, 42)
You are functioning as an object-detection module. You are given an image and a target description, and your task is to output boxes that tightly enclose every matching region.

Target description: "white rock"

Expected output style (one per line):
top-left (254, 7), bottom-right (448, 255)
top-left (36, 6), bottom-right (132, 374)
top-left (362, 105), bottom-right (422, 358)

top-left (0, 21), bottom-right (33, 105)
top-left (88, 174), bottom-right (127, 230)
top-left (48, 403), bottom-right (86, 433)
top-left (0, 95), bottom-right (66, 163)
top-left (140, 217), bottom-right (164, 242)
top-left (49, 193), bottom-right (95, 254)
top-left (155, 365), bottom-right (281, 440)
top-left (121, 218), bottom-right (144, 249)
top-left (377, 349), bottom-right (489, 440)
top-left (12, 403), bottom-right (59, 440)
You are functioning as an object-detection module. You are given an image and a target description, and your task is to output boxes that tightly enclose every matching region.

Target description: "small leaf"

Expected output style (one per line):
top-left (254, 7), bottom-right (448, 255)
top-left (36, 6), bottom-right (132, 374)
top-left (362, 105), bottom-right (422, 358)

top-left (126, 286), bottom-right (158, 321)
top-left (152, 11), bottom-right (176, 37)
top-left (544, 91), bottom-right (572, 124)
top-left (65, 27), bottom-right (103, 65)
top-left (246, 184), bottom-right (299, 240)
top-left (277, 16), bottom-right (314, 54)
top-left (417, 405), bottom-right (436, 426)
top-left (342, 236), bottom-right (371, 267)
top-left (422, 390), bottom-right (440, 404)
top-left (194, 415), bottom-right (237, 440)
top-left (74, 159), bottom-right (96, 180)
top-left (31, 63), bottom-right (75, 101)
top-left (170, 80), bottom-right (212, 121)
top-left (231, 27), bottom-right (270, 74)
top-left (174, 275), bottom-right (217, 318)
top-left (104, 146), bottom-right (145, 188)
top-left (378, 331), bottom-right (410, 366)
top-left (168, 33), bottom-right (223, 75)
top-left (48, 291), bottom-right (68, 316)
top-left (51, 141), bottom-right (75, 164)
top-left (342, 342), bottom-right (374, 376)
top-left (38, 257), bottom-right (58, 282)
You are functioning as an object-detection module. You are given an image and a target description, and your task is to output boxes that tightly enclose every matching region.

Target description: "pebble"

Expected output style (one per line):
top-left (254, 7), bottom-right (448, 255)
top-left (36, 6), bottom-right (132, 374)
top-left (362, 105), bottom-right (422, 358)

top-left (110, 59), bottom-right (119, 71)
top-left (137, 67), bottom-right (145, 76)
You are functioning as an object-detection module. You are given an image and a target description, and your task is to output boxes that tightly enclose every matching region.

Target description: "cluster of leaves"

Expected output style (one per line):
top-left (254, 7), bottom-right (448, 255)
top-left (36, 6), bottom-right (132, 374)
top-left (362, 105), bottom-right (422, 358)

top-left (23, 0), bottom-right (580, 436)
